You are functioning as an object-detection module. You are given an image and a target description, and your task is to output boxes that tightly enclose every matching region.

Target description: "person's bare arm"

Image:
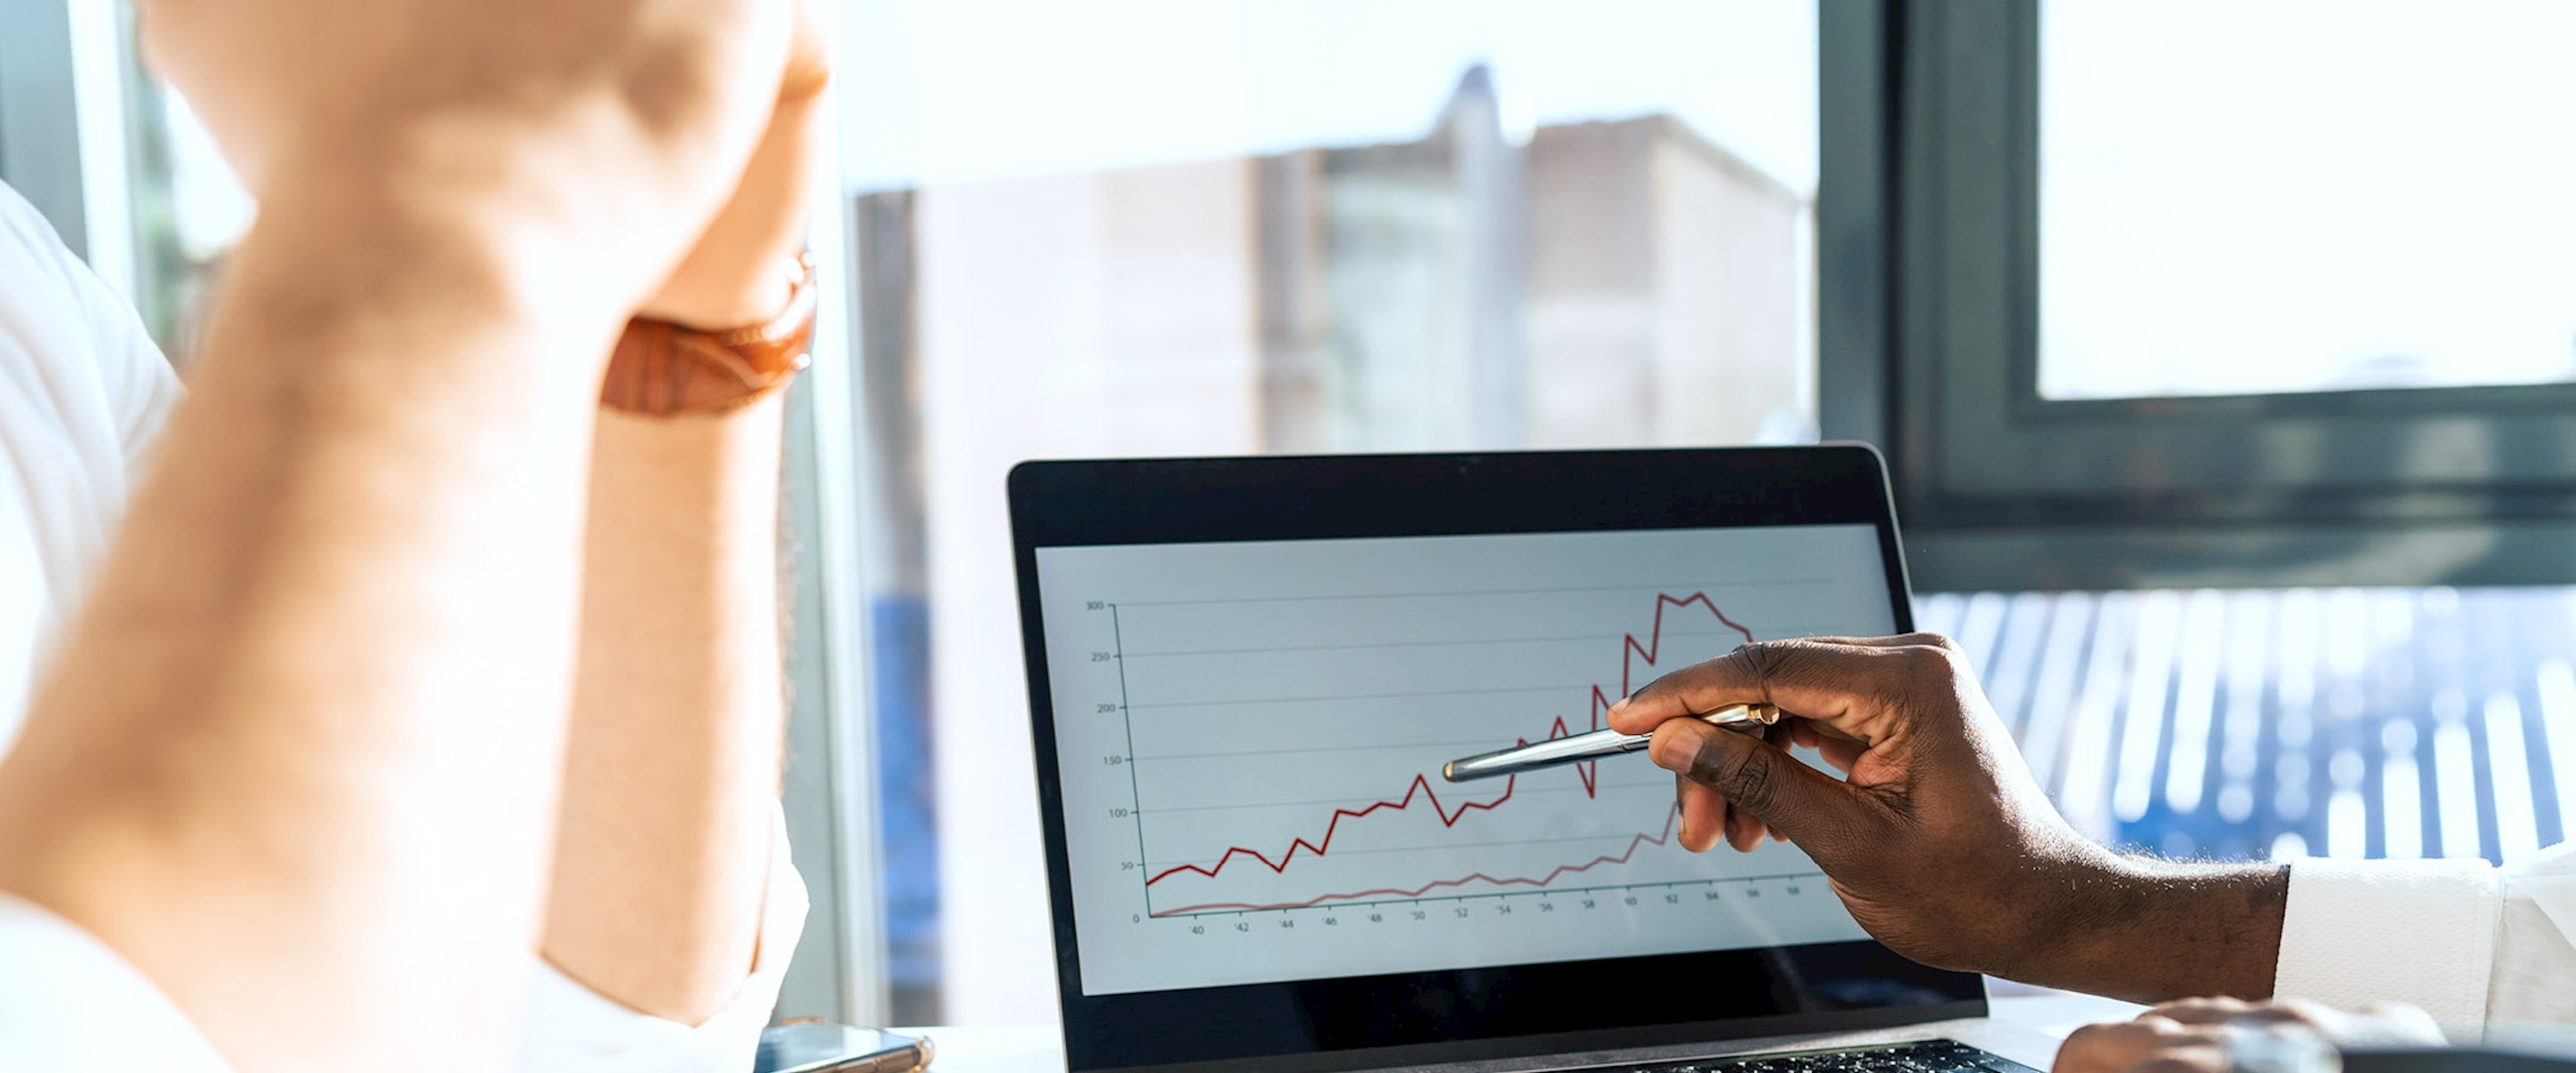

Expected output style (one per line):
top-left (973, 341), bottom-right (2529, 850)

top-left (0, 2), bottom-right (800, 1069)
top-left (543, 395), bottom-right (793, 1024)
top-left (1606, 634), bottom-right (2287, 1003)
top-left (538, 29), bottom-right (826, 1024)
top-left (0, 171), bottom-right (621, 1073)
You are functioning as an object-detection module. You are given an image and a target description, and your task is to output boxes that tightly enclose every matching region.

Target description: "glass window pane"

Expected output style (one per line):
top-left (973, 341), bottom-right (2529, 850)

top-left (105, 5), bottom-right (253, 358)
top-left (1916, 587), bottom-right (2572, 866)
top-left (843, 0), bottom-right (1820, 1023)
top-left (125, 84), bottom-right (253, 357)
top-left (2038, 1), bottom-right (2576, 401)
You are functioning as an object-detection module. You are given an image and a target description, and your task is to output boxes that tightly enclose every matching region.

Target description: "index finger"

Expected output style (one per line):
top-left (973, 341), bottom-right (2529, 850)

top-left (1604, 634), bottom-right (1961, 747)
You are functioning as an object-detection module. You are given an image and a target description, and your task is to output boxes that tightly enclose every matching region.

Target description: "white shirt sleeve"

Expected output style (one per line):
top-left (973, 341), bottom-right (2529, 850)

top-left (0, 893), bottom-right (233, 1072)
top-left (62, 241), bottom-right (181, 475)
top-left (512, 807), bottom-right (810, 1073)
top-left (2273, 841), bottom-right (2576, 1043)
top-left (0, 183), bottom-right (180, 741)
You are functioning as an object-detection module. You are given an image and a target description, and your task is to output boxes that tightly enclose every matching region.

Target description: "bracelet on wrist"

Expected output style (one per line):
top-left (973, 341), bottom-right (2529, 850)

top-left (601, 252), bottom-right (816, 416)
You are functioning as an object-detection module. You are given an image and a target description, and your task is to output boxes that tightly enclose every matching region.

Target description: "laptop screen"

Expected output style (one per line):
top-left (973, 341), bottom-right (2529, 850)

top-left (1038, 524), bottom-right (1891, 996)
top-left (1010, 449), bottom-right (1985, 1073)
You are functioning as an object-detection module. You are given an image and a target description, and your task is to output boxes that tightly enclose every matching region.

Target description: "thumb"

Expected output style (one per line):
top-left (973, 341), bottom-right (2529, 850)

top-left (1648, 720), bottom-right (1873, 858)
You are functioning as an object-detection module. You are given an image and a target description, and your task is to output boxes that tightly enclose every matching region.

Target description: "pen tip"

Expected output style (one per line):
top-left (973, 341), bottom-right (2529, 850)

top-left (1440, 762), bottom-right (1456, 782)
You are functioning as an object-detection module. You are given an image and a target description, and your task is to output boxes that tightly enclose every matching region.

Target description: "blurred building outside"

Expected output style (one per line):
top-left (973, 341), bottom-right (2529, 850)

top-left (852, 69), bottom-right (1816, 1021)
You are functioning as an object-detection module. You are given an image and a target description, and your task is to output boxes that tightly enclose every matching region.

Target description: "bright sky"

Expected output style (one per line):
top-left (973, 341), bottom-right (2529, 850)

top-left (2041, 0), bottom-right (2576, 399)
top-left (151, 1), bottom-right (2575, 402)
top-left (835, 0), bottom-right (1820, 195)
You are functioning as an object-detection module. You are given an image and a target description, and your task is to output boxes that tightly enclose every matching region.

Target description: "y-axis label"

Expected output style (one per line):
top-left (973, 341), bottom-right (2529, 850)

top-left (1108, 603), bottom-right (1152, 917)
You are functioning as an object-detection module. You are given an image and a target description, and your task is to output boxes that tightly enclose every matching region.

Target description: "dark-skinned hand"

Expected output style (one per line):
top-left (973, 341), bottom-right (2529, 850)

top-left (1606, 634), bottom-right (2289, 1001)
top-left (2054, 997), bottom-right (2443, 1073)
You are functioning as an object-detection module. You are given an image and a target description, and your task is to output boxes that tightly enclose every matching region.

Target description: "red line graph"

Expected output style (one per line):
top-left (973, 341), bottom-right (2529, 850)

top-left (1140, 591), bottom-right (1756, 900)
top-left (1143, 771), bottom-right (1522, 886)
top-left (1152, 806), bottom-right (1685, 916)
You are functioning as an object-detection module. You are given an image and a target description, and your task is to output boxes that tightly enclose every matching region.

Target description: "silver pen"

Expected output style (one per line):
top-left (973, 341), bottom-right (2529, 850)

top-left (1440, 703), bottom-right (1781, 782)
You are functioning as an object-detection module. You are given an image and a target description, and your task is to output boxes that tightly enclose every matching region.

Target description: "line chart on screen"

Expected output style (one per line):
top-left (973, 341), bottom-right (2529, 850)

top-left (1131, 589), bottom-right (1761, 916)
top-left (1034, 527), bottom-right (1894, 995)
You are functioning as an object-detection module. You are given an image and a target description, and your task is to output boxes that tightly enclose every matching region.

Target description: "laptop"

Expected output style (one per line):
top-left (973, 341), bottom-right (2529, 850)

top-left (1007, 446), bottom-right (2065, 1073)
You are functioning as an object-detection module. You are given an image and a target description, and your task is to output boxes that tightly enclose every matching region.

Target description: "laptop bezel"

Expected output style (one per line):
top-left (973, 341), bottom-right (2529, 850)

top-left (1007, 445), bottom-right (1985, 1073)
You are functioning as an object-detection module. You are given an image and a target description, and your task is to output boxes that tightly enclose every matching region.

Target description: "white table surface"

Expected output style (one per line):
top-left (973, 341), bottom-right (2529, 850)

top-left (902, 991), bottom-right (2146, 1073)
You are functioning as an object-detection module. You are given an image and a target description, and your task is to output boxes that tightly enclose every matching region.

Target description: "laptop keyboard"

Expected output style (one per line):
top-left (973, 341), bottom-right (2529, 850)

top-left (1587, 1038), bottom-right (2039, 1073)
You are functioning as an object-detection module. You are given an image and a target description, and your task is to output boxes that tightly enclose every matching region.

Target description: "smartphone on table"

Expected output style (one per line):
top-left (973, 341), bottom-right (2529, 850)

top-left (754, 1023), bottom-right (932, 1073)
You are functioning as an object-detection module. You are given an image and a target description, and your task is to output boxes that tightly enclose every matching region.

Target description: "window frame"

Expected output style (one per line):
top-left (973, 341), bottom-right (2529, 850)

top-left (1821, 0), bottom-right (2576, 593)
top-left (765, 75), bottom-right (897, 1025)
top-left (0, 0), bottom-right (81, 241)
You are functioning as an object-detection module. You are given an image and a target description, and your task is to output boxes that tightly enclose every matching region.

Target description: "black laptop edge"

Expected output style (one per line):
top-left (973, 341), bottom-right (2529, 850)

top-left (1006, 445), bottom-right (1982, 1073)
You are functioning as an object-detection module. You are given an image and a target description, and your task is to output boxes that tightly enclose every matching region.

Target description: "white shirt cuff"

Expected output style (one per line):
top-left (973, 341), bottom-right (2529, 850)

top-left (513, 811), bottom-right (811, 1073)
top-left (2274, 856), bottom-right (2500, 1043)
top-left (2490, 842), bottom-right (2576, 1033)
top-left (0, 892), bottom-right (233, 1073)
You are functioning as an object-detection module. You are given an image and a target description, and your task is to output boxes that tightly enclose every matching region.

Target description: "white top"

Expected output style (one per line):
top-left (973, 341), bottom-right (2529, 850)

top-left (0, 182), bottom-right (803, 1071)
top-left (2275, 842), bottom-right (2576, 1043)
